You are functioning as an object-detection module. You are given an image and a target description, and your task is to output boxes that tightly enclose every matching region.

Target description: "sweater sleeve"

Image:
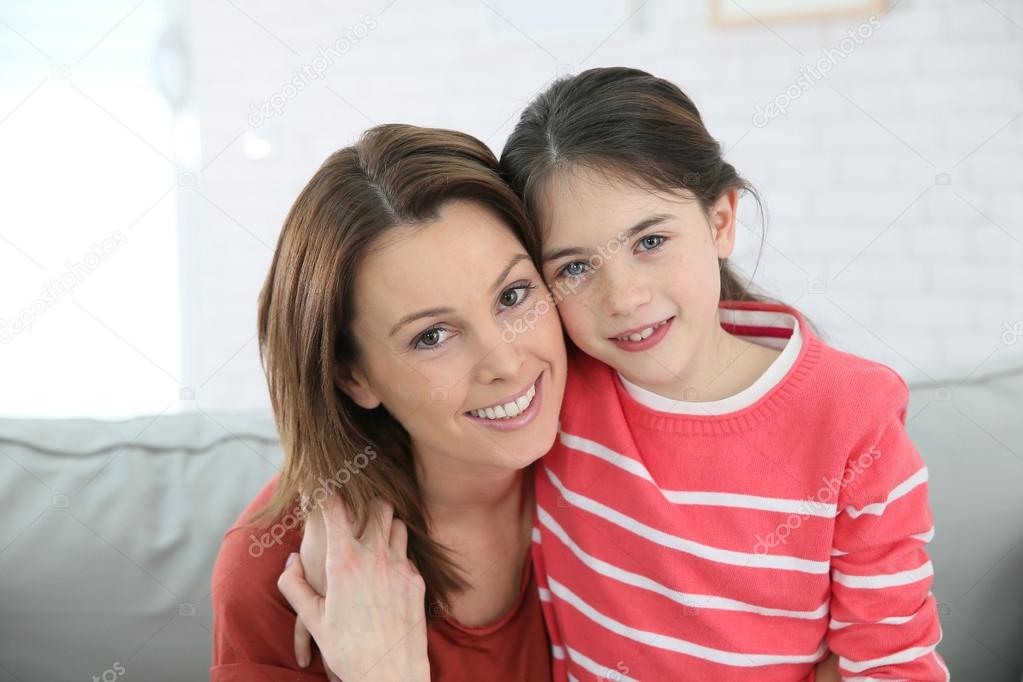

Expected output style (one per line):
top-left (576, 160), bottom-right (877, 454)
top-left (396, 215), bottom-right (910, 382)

top-left (826, 383), bottom-right (948, 680)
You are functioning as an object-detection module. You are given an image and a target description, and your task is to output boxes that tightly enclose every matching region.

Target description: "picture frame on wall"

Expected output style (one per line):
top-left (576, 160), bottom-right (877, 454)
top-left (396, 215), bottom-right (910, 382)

top-left (711, 0), bottom-right (886, 26)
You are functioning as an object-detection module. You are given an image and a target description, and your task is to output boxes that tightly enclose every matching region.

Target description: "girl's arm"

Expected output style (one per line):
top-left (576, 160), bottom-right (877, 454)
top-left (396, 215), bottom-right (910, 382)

top-left (827, 379), bottom-right (948, 679)
top-left (277, 495), bottom-right (430, 682)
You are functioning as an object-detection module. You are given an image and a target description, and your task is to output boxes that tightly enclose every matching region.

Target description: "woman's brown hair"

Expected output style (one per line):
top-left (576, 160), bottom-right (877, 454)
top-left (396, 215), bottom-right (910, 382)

top-left (250, 123), bottom-right (539, 611)
top-left (500, 66), bottom-right (768, 303)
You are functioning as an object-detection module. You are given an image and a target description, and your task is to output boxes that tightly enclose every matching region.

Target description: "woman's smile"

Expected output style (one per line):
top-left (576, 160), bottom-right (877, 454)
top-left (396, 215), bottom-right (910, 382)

top-left (463, 370), bottom-right (545, 431)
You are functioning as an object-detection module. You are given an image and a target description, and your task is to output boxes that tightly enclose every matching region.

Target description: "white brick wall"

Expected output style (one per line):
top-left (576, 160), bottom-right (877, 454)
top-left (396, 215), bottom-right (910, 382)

top-left (179, 0), bottom-right (1023, 412)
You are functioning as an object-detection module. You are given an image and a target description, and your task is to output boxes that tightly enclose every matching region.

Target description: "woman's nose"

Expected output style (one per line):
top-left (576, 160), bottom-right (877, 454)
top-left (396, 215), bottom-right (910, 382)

top-left (474, 322), bottom-right (525, 384)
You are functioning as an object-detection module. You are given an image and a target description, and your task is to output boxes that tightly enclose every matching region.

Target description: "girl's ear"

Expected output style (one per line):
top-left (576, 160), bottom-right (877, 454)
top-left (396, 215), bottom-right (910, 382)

top-left (334, 364), bottom-right (382, 410)
top-left (708, 187), bottom-right (739, 259)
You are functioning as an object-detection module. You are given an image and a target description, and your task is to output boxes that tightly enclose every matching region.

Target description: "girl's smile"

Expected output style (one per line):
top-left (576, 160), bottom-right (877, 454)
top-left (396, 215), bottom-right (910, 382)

top-left (608, 315), bottom-right (675, 352)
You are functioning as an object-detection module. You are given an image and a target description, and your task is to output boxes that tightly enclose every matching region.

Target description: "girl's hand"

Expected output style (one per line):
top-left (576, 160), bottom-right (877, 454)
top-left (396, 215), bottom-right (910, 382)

top-left (278, 495), bottom-right (430, 682)
top-left (813, 652), bottom-right (840, 682)
top-left (292, 504), bottom-right (339, 679)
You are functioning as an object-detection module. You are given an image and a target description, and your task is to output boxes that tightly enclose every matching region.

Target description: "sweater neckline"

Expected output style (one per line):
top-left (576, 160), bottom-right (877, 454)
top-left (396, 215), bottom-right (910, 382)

top-left (612, 301), bottom-right (821, 434)
top-left (617, 307), bottom-right (803, 415)
top-left (439, 547), bottom-right (534, 637)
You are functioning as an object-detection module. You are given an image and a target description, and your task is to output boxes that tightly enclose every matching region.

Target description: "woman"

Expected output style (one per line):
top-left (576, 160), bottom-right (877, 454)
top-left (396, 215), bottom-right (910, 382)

top-left (210, 123), bottom-right (567, 680)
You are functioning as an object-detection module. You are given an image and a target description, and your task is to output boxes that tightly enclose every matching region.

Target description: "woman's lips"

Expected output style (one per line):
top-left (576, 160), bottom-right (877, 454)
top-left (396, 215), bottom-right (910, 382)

top-left (608, 316), bottom-right (675, 352)
top-left (463, 372), bottom-right (544, 432)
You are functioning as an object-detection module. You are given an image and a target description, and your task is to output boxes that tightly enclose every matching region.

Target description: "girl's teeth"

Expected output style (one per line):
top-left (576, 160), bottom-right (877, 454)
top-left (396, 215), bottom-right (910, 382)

top-left (471, 383), bottom-right (537, 420)
top-left (619, 322), bottom-right (661, 342)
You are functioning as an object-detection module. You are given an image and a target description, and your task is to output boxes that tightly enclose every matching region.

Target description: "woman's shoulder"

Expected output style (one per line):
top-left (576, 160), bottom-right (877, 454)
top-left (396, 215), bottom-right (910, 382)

top-left (210, 475), bottom-right (320, 677)
top-left (213, 474), bottom-right (303, 588)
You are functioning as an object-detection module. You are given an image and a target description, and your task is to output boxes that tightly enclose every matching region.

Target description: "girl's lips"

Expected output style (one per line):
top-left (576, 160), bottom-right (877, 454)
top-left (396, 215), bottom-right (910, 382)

top-left (609, 316), bottom-right (674, 352)
top-left (463, 372), bottom-right (544, 432)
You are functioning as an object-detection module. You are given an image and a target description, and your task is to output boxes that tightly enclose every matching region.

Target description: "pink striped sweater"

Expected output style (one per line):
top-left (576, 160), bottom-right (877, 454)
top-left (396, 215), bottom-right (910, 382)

top-left (532, 301), bottom-right (948, 681)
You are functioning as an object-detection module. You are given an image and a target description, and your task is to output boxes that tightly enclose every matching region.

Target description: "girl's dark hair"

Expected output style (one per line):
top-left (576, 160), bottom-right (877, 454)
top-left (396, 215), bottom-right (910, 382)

top-left (251, 123), bottom-right (537, 613)
top-left (500, 66), bottom-right (767, 302)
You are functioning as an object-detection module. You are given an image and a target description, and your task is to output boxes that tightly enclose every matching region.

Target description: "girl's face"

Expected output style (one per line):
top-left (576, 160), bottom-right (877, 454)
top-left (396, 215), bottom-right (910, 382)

top-left (537, 166), bottom-right (738, 397)
top-left (339, 199), bottom-right (566, 478)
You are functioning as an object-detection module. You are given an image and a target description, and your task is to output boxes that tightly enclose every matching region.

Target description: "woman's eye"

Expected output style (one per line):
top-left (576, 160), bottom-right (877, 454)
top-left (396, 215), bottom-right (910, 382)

top-left (414, 327), bottom-right (449, 350)
top-left (637, 235), bottom-right (665, 252)
top-left (499, 283), bottom-right (535, 309)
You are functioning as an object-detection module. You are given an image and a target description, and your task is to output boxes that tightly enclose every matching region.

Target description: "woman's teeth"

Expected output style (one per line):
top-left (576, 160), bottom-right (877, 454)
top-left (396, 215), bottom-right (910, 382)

top-left (469, 383), bottom-right (536, 420)
top-left (616, 319), bottom-right (668, 342)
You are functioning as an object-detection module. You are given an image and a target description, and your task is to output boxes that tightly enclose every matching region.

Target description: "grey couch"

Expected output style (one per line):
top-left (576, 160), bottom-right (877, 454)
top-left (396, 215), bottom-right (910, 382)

top-left (1, 356), bottom-right (1021, 681)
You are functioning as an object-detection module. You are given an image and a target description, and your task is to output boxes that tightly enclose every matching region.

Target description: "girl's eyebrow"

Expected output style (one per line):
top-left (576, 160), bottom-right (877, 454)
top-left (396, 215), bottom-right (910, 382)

top-left (542, 213), bottom-right (675, 262)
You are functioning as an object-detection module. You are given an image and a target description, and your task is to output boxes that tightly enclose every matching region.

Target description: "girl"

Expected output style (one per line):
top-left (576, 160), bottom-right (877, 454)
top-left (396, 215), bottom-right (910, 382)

top-left (498, 66), bottom-right (947, 680)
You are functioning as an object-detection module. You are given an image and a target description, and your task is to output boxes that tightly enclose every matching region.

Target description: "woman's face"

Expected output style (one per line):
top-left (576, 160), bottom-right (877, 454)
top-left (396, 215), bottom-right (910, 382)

top-left (341, 199), bottom-right (566, 477)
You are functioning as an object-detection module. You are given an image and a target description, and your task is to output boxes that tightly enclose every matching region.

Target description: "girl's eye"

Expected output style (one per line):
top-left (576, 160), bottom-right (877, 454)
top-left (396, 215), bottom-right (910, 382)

top-left (556, 261), bottom-right (590, 279)
top-left (499, 283), bottom-right (535, 309)
top-left (637, 234), bottom-right (665, 252)
top-left (413, 327), bottom-right (451, 350)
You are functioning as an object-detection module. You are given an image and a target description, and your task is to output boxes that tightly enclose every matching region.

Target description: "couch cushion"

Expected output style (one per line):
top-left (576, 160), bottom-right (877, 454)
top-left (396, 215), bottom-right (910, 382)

top-left (0, 411), bottom-right (283, 682)
top-left (907, 356), bottom-right (1023, 681)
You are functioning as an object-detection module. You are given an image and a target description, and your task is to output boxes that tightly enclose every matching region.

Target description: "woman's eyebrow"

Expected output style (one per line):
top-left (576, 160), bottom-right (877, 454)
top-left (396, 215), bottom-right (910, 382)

top-left (389, 306), bottom-right (454, 337)
top-left (490, 253), bottom-right (530, 292)
top-left (387, 254), bottom-right (529, 338)
top-left (542, 213), bottom-right (674, 262)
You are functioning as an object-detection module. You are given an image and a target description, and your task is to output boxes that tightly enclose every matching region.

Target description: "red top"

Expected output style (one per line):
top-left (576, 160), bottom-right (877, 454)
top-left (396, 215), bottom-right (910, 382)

top-left (211, 475), bottom-right (552, 681)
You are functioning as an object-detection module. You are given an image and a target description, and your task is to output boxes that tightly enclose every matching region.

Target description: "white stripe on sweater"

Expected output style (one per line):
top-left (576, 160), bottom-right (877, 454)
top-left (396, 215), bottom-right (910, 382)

top-left (830, 614), bottom-right (917, 629)
top-left (840, 642), bottom-right (940, 673)
top-left (912, 526), bottom-right (935, 543)
top-left (539, 506), bottom-right (829, 620)
top-left (832, 561), bottom-right (933, 589)
top-left (546, 467), bottom-right (831, 574)
top-left (832, 526), bottom-right (934, 557)
top-left (548, 577), bottom-right (828, 667)
top-left (559, 431), bottom-right (838, 517)
top-left (565, 646), bottom-right (639, 682)
top-left (845, 468), bottom-right (928, 518)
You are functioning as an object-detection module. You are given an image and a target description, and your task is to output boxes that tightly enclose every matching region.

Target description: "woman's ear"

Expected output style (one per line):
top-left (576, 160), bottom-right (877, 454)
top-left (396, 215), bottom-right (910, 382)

top-left (334, 364), bottom-right (382, 410)
top-left (708, 187), bottom-right (738, 260)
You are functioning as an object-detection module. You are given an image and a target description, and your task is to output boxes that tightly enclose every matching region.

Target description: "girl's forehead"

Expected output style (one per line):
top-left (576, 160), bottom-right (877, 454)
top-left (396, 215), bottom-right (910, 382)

top-left (539, 170), bottom-right (678, 224)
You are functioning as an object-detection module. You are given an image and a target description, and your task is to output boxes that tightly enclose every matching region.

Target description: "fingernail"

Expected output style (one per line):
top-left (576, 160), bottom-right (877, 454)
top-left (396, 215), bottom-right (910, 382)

top-left (286, 552), bottom-right (296, 568)
top-left (297, 654), bottom-right (309, 667)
